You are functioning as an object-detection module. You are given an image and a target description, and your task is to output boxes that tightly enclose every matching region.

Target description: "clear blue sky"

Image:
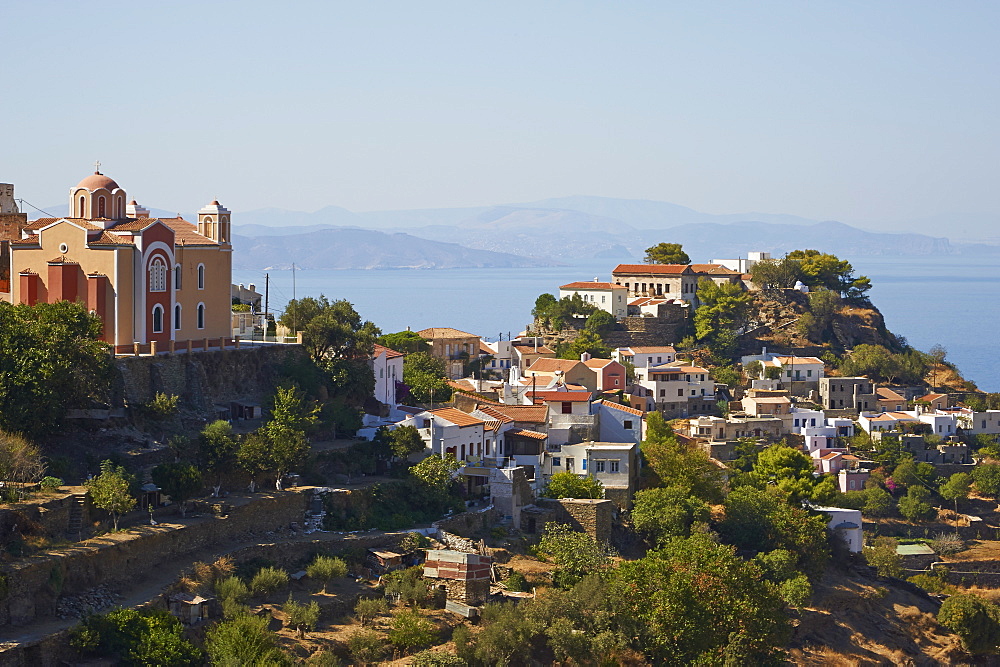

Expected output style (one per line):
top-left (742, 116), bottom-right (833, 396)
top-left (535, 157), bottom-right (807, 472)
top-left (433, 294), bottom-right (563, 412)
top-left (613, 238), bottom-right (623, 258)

top-left (7, 1), bottom-right (999, 224)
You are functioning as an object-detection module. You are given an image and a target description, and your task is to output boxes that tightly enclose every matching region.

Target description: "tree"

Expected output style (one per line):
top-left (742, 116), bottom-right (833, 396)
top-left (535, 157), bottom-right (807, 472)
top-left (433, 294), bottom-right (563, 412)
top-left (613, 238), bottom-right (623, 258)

top-left (377, 330), bottom-right (430, 355)
top-left (383, 425), bottom-right (424, 460)
top-left (266, 385), bottom-right (320, 436)
top-left (745, 360), bottom-right (763, 379)
top-left (283, 594), bottom-right (320, 638)
top-left (897, 485), bottom-right (935, 522)
top-left (631, 486), bottom-right (710, 545)
top-left (537, 522), bottom-right (615, 587)
top-left (306, 555), bottom-right (347, 593)
top-left (86, 460), bottom-right (137, 531)
top-left (693, 279), bottom-right (751, 356)
top-left (839, 344), bottom-right (928, 384)
top-left (749, 257), bottom-right (803, 290)
top-left (205, 614), bottom-right (289, 665)
top-left (541, 471), bottom-right (603, 499)
top-left (584, 309), bottom-right (616, 336)
top-left (751, 442), bottom-right (818, 502)
top-left (939, 472), bottom-right (972, 515)
top-left (409, 454), bottom-right (461, 497)
top-left (355, 597), bottom-right (388, 626)
top-left (403, 352), bottom-right (453, 404)
top-left (641, 413), bottom-right (725, 503)
top-left (786, 249), bottom-right (871, 301)
top-left (973, 463), bottom-right (1000, 497)
top-left (0, 301), bottom-right (112, 439)
top-left (863, 486), bottom-right (895, 517)
top-left (150, 462), bottom-right (202, 517)
top-left (389, 609), bottom-right (437, 655)
top-left (199, 420), bottom-right (238, 496)
top-left (279, 295), bottom-right (380, 362)
top-left (938, 594), bottom-right (1000, 655)
top-left (70, 608), bottom-right (202, 666)
top-left (605, 532), bottom-right (790, 664)
top-left (347, 628), bottom-right (386, 665)
top-left (864, 536), bottom-right (902, 577)
top-left (559, 329), bottom-right (611, 360)
top-left (267, 425), bottom-right (310, 491)
top-left (644, 242), bottom-right (690, 265)
top-left (0, 432), bottom-right (46, 501)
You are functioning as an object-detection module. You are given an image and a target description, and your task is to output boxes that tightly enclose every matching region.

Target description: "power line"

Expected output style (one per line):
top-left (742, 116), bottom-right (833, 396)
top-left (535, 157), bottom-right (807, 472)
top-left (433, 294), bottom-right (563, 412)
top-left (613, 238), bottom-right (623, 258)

top-left (16, 198), bottom-right (58, 217)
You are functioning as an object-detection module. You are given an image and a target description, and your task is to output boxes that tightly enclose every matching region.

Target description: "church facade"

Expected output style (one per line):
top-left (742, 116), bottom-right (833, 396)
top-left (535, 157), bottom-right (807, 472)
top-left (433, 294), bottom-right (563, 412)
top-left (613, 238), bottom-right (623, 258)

top-left (5, 170), bottom-right (233, 350)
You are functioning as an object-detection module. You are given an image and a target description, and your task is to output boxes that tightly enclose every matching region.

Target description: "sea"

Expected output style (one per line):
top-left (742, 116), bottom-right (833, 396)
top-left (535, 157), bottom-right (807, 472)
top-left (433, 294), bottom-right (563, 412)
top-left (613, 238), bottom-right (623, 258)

top-left (234, 254), bottom-right (1000, 392)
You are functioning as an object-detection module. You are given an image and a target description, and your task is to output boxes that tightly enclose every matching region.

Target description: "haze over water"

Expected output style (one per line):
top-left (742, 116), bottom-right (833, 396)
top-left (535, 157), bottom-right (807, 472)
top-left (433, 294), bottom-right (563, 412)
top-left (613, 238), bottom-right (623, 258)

top-left (235, 254), bottom-right (1000, 393)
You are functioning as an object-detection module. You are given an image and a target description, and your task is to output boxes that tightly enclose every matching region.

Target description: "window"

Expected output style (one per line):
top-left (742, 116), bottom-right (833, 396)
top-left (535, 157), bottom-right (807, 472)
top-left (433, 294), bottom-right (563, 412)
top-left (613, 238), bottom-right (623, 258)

top-left (810, 418), bottom-right (816, 426)
top-left (794, 419), bottom-right (800, 427)
top-left (562, 402), bottom-right (572, 414)
top-left (601, 295), bottom-right (606, 303)
top-left (849, 480), bottom-right (856, 490)
top-left (656, 356), bottom-right (661, 363)
top-left (197, 264), bottom-right (205, 289)
top-left (623, 420), bottom-right (633, 430)
top-left (149, 257), bottom-right (167, 292)
top-left (152, 305), bottom-right (163, 333)
top-left (582, 459), bottom-right (587, 471)
top-left (174, 264), bottom-right (182, 289)
top-left (566, 458), bottom-right (574, 471)
top-left (174, 304), bottom-right (181, 330)
top-left (552, 457), bottom-right (561, 467)
top-left (610, 460), bottom-right (619, 473)
top-left (594, 460), bottom-right (605, 473)
top-left (98, 196), bottom-right (106, 218)
top-left (677, 389), bottom-right (683, 397)
top-left (380, 369), bottom-right (384, 378)
top-left (197, 303), bottom-right (205, 329)
top-left (787, 370), bottom-right (793, 378)
top-left (807, 370), bottom-right (813, 377)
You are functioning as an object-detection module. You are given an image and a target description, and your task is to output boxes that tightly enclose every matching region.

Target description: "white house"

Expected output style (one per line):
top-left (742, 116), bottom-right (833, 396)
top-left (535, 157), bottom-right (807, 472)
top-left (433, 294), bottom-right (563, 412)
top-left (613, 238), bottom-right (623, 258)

top-left (400, 407), bottom-right (487, 462)
top-left (550, 441), bottom-right (640, 506)
top-left (593, 400), bottom-right (645, 444)
top-left (954, 408), bottom-right (1000, 437)
top-left (559, 280), bottom-right (628, 318)
top-left (613, 346), bottom-right (676, 369)
top-left (812, 506), bottom-right (864, 553)
top-left (709, 251), bottom-right (772, 274)
top-left (372, 344), bottom-right (404, 409)
top-left (635, 363), bottom-right (716, 417)
top-left (482, 339), bottom-right (514, 375)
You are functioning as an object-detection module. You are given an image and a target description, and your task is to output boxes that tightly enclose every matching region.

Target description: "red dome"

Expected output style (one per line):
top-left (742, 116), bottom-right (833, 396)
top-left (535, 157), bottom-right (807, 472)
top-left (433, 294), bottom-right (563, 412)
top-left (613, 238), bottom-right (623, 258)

top-left (76, 172), bottom-right (120, 191)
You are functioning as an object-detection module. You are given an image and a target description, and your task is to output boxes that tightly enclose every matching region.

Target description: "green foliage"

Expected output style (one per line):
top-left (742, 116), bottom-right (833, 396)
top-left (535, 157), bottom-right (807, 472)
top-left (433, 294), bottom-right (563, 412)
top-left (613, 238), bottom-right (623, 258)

top-left (644, 242), bottom-right (690, 265)
top-left (39, 476), bottom-right (63, 493)
top-left (306, 555), bottom-right (347, 592)
top-left (403, 351), bottom-right (453, 404)
top-left (377, 330), bottom-right (430, 355)
top-left (751, 442), bottom-right (818, 502)
top-left (749, 256), bottom-right (803, 290)
top-left (0, 432), bottom-right (46, 500)
top-left (384, 566), bottom-right (431, 606)
top-left (939, 472), bottom-right (972, 512)
top-left (897, 486), bottom-right (936, 522)
top-left (839, 344), bottom-right (928, 384)
top-left (205, 613), bottom-right (289, 665)
top-left (355, 597), bottom-right (389, 626)
top-left (938, 593), bottom-right (1000, 655)
top-left (641, 412), bottom-right (725, 503)
top-left (559, 329), bottom-right (611, 360)
top-left (631, 486), bottom-right (710, 545)
top-left (144, 392), bottom-right (180, 420)
top-left (532, 292), bottom-right (598, 330)
top-left (693, 279), bottom-right (751, 356)
top-left (389, 608), bottom-right (437, 654)
top-left (719, 486), bottom-right (830, 577)
top-left (150, 462), bottom-right (202, 515)
top-left (786, 249), bottom-right (871, 300)
top-left (863, 486), bottom-right (895, 517)
top-left (798, 289), bottom-right (841, 343)
top-left (284, 594), bottom-right (320, 636)
top-left (399, 531), bottom-right (431, 552)
top-left (347, 628), bottom-right (386, 665)
top-left (864, 536), bottom-right (902, 578)
top-left (467, 602), bottom-right (543, 666)
top-left (267, 384), bottom-right (320, 436)
top-left (409, 454), bottom-right (461, 496)
top-left (70, 608), bottom-right (202, 666)
top-left (215, 576), bottom-right (249, 604)
top-left (537, 523), bottom-right (614, 587)
top-left (908, 572), bottom-right (953, 594)
top-left (711, 364), bottom-right (741, 387)
top-left (411, 649), bottom-right (465, 666)
top-left (584, 309), bottom-right (617, 335)
top-left (250, 566), bottom-right (289, 595)
top-left (974, 463), bottom-right (1000, 497)
top-left (199, 420), bottom-right (238, 490)
top-left (305, 650), bottom-right (342, 666)
top-left (541, 471), bottom-right (604, 499)
top-left (606, 532), bottom-right (790, 664)
top-left (86, 460), bottom-right (137, 531)
top-left (0, 301), bottom-right (112, 438)
top-left (279, 295), bottom-right (379, 361)
top-left (779, 574), bottom-right (813, 608)
top-left (745, 360), bottom-right (763, 378)
top-left (503, 570), bottom-right (528, 592)
top-left (375, 425), bottom-right (424, 460)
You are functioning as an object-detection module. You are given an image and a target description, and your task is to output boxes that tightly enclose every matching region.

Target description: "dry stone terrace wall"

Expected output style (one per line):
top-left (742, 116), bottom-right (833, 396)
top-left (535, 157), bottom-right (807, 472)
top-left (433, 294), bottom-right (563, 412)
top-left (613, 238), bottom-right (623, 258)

top-left (114, 344), bottom-right (309, 415)
top-left (0, 490), bottom-right (309, 630)
top-left (0, 492), bottom-right (90, 545)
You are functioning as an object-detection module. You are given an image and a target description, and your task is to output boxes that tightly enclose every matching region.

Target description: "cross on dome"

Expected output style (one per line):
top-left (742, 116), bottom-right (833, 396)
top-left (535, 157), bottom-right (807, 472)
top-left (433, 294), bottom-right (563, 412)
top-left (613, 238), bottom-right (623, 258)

top-left (93, 160), bottom-right (102, 174)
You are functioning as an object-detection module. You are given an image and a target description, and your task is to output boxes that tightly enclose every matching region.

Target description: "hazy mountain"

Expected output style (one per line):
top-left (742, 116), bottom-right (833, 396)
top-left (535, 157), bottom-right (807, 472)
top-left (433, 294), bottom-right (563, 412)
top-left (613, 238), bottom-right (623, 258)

top-left (30, 204), bottom-right (181, 220)
top-left (231, 228), bottom-right (560, 270)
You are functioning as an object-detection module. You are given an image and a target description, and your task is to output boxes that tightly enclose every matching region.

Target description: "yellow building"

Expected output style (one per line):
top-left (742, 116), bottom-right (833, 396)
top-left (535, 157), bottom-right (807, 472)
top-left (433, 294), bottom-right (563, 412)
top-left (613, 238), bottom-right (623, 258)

top-left (6, 170), bottom-right (232, 351)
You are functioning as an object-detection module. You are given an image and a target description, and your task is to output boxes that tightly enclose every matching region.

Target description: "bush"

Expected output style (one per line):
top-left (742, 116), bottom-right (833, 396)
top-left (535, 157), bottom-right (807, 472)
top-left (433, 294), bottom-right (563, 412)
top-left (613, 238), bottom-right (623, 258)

top-left (383, 566), bottom-right (430, 606)
top-left (908, 573), bottom-right (953, 594)
top-left (503, 571), bottom-right (528, 592)
top-left (938, 593), bottom-right (1000, 655)
top-left (305, 650), bottom-right (342, 666)
top-left (355, 597), bottom-right (389, 626)
top-left (389, 608), bottom-right (437, 654)
top-left (70, 608), bottom-right (202, 665)
top-left (306, 554), bottom-right (347, 592)
top-left (779, 575), bottom-right (812, 608)
top-left (347, 628), bottom-right (386, 665)
top-left (39, 476), bottom-right (63, 493)
top-left (250, 566), bottom-right (289, 595)
top-left (930, 531), bottom-right (965, 556)
top-left (864, 537), bottom-right (903, 578)
top-left (284, 594), bottom-right (321, 637)
top-left (215, 576), bottom-right (249, 604)
top-left (411, 649), bottom-right (465, 666)
top-left (205, 613), bottom-right (289, 665)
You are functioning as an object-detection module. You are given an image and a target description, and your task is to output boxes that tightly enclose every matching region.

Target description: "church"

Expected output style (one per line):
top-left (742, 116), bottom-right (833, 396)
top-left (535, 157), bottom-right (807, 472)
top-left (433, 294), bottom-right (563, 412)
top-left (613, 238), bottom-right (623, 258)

top-left (3, 168), bottom-right (233, 351)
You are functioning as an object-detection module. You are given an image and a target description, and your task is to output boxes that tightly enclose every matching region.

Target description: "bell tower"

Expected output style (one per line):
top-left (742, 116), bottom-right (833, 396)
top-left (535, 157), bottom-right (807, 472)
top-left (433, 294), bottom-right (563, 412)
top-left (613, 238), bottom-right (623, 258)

top-left (197, 200), bottom-right (231, 244)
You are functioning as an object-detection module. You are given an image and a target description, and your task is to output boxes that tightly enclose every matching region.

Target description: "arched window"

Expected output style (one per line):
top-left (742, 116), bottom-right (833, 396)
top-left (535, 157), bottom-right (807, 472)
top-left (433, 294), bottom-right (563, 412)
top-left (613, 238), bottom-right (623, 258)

top-left (197, 264), bottom-right (205, 289)
top-left (152, 304), bottom-right (164, 333)
top-left (78, 196), bottom-right (86, 217)
top-left (197, 303), bottom-right (205, 329)
top-left (174, 304), bottom-right (182, 330)
top-left (149, 257), bottom-right (167, 292)
top-left (174, 264), bottom-right (182, 290)
top-left (98, 196), bottom-right (106, 218)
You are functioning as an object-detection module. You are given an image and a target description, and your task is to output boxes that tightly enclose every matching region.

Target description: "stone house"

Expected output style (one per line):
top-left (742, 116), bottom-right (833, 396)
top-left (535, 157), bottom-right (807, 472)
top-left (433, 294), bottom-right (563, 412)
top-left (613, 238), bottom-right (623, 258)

top-left (418, 327), bottom-right (481, 379)
top-left (819, 377), bottom-right (876, 412)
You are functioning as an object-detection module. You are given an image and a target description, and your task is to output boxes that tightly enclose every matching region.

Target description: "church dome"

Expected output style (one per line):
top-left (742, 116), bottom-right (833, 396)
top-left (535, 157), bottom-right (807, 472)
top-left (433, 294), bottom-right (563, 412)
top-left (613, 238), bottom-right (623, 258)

top-left (76, 172), bottom-right (120, 191)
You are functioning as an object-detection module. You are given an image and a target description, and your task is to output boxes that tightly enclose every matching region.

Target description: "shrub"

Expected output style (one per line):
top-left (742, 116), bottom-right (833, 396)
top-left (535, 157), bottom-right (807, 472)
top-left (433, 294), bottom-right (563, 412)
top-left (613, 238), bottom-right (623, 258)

top-left (779, 575), bottom-right (812, 608)
top-left (70, 608), bottom-right (202, 665)
top-left (305, 650), bottom-right (342, 666)
top-left (938, 594), bottom-right (1000, 655)
top-left (205, 613), bottom-right (289, 665)
top-left (284, 594), bottom-right (321, 637)
top-left (411, 649), bottom-right (465, 666)
top-left (250, 566), bottom-right (289, 595)
top-left (306, 554), bottom-right (347, 593)
top-left (503, 571), bottom-right (528, 592)
top-left (864, 536), bottom-right (903, 578)
top-left (347, 628), bottom-right (386, 665)
top-left (908, 573), bottom-right (953, 594)
top-left (215, 576), bottom-right (249, 604)
top-left (355, 597), bottom-right (388, 626)
top-left (383, 566), bottom-right (430, 606)
top-left (930, 531), bottom-right (965, 556)
top-left (389, 608), bottom-right (437, 654)
top-left (40, 476), bottom-right (63, 493)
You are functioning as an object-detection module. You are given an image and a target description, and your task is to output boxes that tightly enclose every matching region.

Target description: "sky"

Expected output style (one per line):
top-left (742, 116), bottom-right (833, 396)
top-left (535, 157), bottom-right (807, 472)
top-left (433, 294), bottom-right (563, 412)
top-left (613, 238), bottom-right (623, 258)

top-left (6, 1), bottom-right (1000, 225)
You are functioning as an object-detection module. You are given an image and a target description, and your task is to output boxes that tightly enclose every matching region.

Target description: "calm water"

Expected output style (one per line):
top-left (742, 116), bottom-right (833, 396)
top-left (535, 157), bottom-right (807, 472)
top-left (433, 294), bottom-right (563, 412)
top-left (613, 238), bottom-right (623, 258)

top-left (234, 254), bottom-right (1000, 391)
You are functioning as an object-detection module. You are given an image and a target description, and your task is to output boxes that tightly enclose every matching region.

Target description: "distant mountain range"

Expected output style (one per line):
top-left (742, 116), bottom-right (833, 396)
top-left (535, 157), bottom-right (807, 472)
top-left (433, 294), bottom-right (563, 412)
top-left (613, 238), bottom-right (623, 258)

top-left (32, 196), bottom-right (998, 270)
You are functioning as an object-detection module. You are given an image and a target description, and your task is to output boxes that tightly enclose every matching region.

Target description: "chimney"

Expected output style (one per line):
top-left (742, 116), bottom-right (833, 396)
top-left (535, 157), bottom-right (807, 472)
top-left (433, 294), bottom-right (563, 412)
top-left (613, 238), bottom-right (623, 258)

top-left (580, 352), bottom-right (592, 362)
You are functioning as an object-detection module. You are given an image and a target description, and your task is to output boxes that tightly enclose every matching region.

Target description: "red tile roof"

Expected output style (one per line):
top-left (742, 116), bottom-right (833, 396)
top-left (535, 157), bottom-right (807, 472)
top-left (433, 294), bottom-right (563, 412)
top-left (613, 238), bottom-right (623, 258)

top-left (418, 327), bottom-right (478, 339)
top-left (689, 264), bottom-right (741, 275)
top-left (373, 344), bottom-right (404, 359)
top-left (429, 407), bottom-right (484, 427)
top-left (613, 263), bottom-right (691, 275)
top-left (593, 399), bottom-right (644, 416)
top-left (619, 346), bottom-right (676, 354)
top-left (583, 358), bottom-right (618, 369)
top-left (477, 404), bottom-right (548, 423)
top-left (527, 358), bottom-right (583, 373)
top-left (527, 391), bottom-right (592, 403)
top-left (507, 428), bottom-right (547, 440)
top-left (559, 281), bottom-right (624, 290)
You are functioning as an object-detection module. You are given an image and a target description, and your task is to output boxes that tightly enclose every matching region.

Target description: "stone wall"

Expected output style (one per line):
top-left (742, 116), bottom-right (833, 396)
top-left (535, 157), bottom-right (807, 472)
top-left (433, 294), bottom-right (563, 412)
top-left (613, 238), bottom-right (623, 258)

top-left (0, 490), bottom-right (310, 628)
top-left (0, 491), bottom-right (90, 544)
top-left (434, 506), bottom-right (498, 539)
top-left (114, 344), bottom-right (309, 415)
top-left (533, 498), bottom-right (614, 542)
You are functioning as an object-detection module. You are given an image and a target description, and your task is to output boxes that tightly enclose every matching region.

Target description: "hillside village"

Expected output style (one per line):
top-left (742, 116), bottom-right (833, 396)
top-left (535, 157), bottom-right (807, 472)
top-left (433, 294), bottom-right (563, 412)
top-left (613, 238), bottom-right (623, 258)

top-left (4, 175), bottom-right (1000, 664)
